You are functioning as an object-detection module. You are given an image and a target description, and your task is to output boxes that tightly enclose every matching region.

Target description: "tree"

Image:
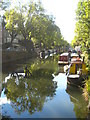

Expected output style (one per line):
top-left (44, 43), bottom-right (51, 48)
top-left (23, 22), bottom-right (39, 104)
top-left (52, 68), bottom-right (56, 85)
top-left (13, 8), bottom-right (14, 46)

top-left (72, 0), bottom-right (90, 72)
top-left (3, 0), bottom-right (67, 51)
top-left (4, 9), bottom-right (20, 43)
top-left (0, 0), bottom-right (11, 43)
top-left (31, 13), bottom-right (63, 49)
top-left (73, 0), bottom-right (90, 50)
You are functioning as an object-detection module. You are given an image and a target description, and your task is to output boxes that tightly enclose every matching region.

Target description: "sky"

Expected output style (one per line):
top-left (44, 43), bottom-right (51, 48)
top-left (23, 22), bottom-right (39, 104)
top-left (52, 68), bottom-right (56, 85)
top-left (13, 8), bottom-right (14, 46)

top-left (41, 0), bottom-right (79, 43)
top-left (11, 0), bottom-right (79, 43)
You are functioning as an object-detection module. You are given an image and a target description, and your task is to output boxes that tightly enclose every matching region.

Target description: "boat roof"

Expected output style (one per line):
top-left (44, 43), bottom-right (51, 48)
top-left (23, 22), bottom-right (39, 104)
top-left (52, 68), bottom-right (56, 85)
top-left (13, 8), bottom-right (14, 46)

top-left (71, 53), bottom-right (79, 57)
top-left (60, 52), bottom-right (69, 56)
top-left (67, 74), bottom-right (80, 79)
top-left (71, 58), bottom-right (83, 64)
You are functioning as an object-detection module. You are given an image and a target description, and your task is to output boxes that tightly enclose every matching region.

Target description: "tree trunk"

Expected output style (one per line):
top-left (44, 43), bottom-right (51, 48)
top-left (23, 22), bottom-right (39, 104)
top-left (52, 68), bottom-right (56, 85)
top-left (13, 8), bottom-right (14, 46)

top-left (11, 32), bottom-right (13, 43)
top-left (2, 22), bottom-right (4, 44)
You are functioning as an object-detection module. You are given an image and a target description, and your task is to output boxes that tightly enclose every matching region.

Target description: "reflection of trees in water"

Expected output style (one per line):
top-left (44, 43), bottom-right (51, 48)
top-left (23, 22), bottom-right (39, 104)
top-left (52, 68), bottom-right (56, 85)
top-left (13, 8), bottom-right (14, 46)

top-left (66, 85), bottom-right (88, 119)
top-left (4, 68), bottom-right (57, 115)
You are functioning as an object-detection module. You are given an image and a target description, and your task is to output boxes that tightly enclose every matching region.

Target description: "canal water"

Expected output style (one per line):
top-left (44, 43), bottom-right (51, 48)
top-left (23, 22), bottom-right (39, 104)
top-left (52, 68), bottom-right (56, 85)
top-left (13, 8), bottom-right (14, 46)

top-left (0, 57), bottom-right (89, 119)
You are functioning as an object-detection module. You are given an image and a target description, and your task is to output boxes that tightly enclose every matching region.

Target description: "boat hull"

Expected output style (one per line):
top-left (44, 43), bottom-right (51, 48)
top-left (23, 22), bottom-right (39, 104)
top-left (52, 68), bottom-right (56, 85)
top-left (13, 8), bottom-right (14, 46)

top-left (67, 75), bottom-right (86, 87)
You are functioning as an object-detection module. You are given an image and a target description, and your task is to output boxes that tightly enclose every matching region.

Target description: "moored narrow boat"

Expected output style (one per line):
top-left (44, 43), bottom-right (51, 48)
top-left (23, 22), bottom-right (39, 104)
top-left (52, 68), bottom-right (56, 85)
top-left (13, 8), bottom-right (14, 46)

top-left (66, 57), bottom-right (88, 86)
top-left (58, 52), bottom-right (69, 65)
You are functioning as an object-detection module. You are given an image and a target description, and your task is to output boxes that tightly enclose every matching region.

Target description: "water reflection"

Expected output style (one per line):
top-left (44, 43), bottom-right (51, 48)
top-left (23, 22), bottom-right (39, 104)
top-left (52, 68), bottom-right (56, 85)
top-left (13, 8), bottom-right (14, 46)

top-left (1, 58), bottom-right (89, 118)
top-left (4, 73), bottom-right (25, 85)
top-left (1, 67), bottom-right (57, 116)
top-left (66, 84), bottom-right (88, 119)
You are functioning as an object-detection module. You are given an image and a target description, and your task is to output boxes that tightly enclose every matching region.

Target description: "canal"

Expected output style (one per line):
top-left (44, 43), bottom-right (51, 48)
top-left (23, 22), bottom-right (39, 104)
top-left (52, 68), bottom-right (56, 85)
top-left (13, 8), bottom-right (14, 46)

top-left (0, 56), bottom-right (89, 119)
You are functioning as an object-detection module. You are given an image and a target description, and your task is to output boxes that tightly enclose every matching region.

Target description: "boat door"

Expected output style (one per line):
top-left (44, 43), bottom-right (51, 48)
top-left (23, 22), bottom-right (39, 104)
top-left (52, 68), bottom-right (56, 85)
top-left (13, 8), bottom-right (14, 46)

top-left (75, 64), bottom-right (82, 74)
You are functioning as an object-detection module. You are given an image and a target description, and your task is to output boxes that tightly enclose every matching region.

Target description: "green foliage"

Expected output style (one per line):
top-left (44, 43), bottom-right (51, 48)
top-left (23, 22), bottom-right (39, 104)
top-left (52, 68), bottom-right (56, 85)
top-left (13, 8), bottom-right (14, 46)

top-left (83, 76), bottom-right (90, 104)
top-left (72, 0), bottom-right (90, 49)
top-left (3, 0), bottom-right (67, 49)
top-left (72, 0), bottom-right (90, 72)
top-left (86, 77), bottom-right (90, 95)
top-left (4, 8), bottom-right (20, 42)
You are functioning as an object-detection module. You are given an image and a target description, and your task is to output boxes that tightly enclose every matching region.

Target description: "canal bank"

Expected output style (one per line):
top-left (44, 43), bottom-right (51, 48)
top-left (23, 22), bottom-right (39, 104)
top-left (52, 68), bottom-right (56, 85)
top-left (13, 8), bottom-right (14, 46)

top-left (2, 51), bottom-right (37, 64)
top-left (83, 76), bottom-right (90, 112)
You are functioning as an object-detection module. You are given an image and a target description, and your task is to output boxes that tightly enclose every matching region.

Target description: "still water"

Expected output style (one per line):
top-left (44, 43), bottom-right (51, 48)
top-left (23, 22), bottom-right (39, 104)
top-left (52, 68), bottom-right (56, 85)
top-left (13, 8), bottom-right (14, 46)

top-left (0, 57), bottom-right (89, 119)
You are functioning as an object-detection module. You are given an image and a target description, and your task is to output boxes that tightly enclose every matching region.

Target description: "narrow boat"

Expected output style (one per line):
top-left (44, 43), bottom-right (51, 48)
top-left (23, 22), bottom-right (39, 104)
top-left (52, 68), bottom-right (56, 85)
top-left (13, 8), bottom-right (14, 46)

top-left (58, 52), bottom-right (69, 65)
top-left (66, 57), bottom-right (88, 86)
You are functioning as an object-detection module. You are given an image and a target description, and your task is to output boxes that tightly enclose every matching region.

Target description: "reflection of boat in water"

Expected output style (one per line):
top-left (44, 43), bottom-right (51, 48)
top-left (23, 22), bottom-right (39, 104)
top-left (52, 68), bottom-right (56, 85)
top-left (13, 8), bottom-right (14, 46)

top-left (66, 57), bottom-right (88, 86)
top-left (58, 53), bottom-right (69, 65)
top-left (66, 84), bottom-right (83, 100)
top-left (66, 84), bottom-right (88, 118)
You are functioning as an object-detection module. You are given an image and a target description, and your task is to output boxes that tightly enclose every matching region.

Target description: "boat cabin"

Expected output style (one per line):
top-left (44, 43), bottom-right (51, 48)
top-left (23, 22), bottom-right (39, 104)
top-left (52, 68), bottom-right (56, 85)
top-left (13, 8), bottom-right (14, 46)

top-left (67, 58), bottom-right (88, 86)
top-left (69, 60), bottom-right (87, 75)
top-left (58, 53), bottom-right (69, 65)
